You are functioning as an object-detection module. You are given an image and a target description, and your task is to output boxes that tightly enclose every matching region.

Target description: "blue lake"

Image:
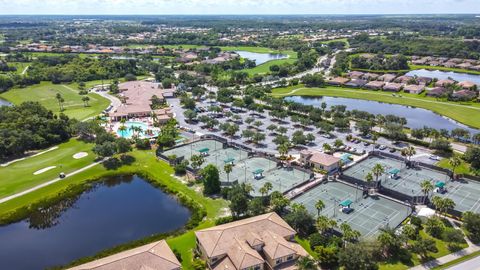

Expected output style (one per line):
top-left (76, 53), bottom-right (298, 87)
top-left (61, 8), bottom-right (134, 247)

top-left (235, 51), bottom-right (288, 65)
top-left (286, 96), bottom-right (480, 135)
top-left (0, 175), bottom-right (191, 270)
top-left (406, 69), bottom-right (480, 85)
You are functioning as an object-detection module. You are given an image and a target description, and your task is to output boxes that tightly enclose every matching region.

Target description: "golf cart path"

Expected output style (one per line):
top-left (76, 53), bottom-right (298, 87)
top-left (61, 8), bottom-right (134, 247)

top-left (0, 159), bottom-right (104, 204)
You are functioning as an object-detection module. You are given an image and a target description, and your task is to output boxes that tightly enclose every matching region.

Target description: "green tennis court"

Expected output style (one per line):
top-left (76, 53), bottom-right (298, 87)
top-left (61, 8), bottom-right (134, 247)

top-left (293, 181), bottom-right (410, 238)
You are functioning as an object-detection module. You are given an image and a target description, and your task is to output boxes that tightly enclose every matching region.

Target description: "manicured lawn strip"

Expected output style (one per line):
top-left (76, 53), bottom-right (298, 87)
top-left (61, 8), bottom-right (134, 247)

top-left (271, 85), bottom-right (480, 129)
top-left (432, 250), bottom-right (480, 270)
top-left (0, 139), bottom-right (96, 199)
top-left (436, 155), bottom-right (472, 175)
top-left (410, 65), bottom-right (480, 75)
top-left (0, 81), bottom-right (110, 120)
top-left (0, 149), bottom-right (227, 269)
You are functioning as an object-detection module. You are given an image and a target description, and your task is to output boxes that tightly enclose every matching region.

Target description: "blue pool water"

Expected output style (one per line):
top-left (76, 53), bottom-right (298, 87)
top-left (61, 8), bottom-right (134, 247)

top-left (117, 121), bottom-right (158, 138)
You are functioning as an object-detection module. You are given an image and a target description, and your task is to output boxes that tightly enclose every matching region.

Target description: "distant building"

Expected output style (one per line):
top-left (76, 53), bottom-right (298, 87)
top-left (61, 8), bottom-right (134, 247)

top-left (383, 82), bottom-right (403, 92)
top-left (435, 79), bottom-right (455, 87)
top-left (195, 212), bottom-right (308, 270)
top-left (345, 79), bottom-right (368, 88)
top-left (327, 77), bottom-right (350, 86)
top-left (426, 87), bottom-right (449, 97)
top-left (364, 81), bottom-right (385, 90)
top-left (458, 81), bottom-right (477, 90)
top-left (69, 240), bottom-right (181, 270)
top-left (378, 74), bottom-right (397, 82)
top-left (347, 71), bottom-right (364, 79)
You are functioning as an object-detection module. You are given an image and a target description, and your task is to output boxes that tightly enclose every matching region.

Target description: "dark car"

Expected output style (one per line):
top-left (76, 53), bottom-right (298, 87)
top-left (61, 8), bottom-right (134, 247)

top-left (389, 148), bottom-right (396, 153)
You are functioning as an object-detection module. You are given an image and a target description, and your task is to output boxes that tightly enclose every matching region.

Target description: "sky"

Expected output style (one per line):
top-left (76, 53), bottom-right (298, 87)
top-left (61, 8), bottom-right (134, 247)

top-left (0, 0), bottom-right (479, 15)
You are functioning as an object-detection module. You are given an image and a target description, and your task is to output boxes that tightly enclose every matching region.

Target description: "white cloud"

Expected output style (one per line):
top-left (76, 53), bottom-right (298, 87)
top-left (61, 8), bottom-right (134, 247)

top-left (0, 0), bottom-right (478, 14)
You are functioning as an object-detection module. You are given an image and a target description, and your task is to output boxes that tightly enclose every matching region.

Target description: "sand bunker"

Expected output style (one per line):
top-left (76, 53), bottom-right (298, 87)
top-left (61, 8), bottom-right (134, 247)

top-left (73, 152), bottom-right (88, 159)
top-left (33, 166), bottom-right (56, 175)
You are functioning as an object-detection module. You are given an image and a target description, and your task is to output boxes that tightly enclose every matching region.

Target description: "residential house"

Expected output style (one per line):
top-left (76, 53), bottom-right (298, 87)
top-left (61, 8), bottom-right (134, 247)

top-left (457, 63), bottom-right (473, 70)
top-left (426, 87), bottom-right (449, 97)
top-left (403, 84), bottom-right (425, 94)
top-left (451, 90), bottom-right (477, 101)
top-left (68, 240), bottom-right (181, 270)
top-left (435, 79), bottom-right (455, 87)
top-left (378, 74), bottom-right (397, 82)
top-left (364, 81), bottom-right (385, 90)
top-left (345, 79), bottom-right (368, 88)
top-left (347, 71), bottom-right (364, 79)
top-left (416, 77), bottom-right (432, 85)
top-left (458, 81), bottom-right (477, 90)
top-left (383, 82), bottom-right (403, 92)
top-left (395, 75), bottom-right (414, 84)
top-left (300, 149), bottom-right (341, 173)
top-left (362, 73), bottom-right (380, 81)
top-left (327, 77), bottom-right (350, 86)
top-left (195, 212), bottom-right (309, 270)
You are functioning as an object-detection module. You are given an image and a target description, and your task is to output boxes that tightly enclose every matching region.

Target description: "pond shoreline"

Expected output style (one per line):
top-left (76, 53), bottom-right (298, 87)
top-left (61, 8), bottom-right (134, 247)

top-left (0, 171), bottom-right (206, 270)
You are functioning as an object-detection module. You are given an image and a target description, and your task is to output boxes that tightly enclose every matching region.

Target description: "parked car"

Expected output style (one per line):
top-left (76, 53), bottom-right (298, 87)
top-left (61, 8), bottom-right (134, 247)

top-left (429, 154), bottom-right (441, 161)
top-left (379, 145), bottom-right (387, 150)
top-left (389, 148), bottom-right (396, 153)
top-left (374, 144), bottom-right (381, 149)
top-left (363, 142), bottom-right (370, 146)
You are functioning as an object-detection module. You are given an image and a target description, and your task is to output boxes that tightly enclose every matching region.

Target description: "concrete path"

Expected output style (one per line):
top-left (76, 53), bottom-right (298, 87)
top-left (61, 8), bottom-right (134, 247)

top-left (0, 159), bottom-right (104, 204)
top-left (409, 218), bottom-right (480, 270)
top-left (446, 253), bottom-right (480, 270)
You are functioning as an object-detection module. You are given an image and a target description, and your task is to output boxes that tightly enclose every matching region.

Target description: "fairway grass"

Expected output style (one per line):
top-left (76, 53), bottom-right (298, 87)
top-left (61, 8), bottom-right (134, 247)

top-left (0, 139), bottom-right (96, 199)
top-left (271, 85), bottom-right (480, 129)
top-left (0, 81), bottom-right (110, 120)
top-left (0, 149), bottom-right (227, 269)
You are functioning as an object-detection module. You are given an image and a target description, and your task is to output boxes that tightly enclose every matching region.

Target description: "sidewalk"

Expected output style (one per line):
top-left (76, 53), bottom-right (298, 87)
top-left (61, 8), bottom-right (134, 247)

top-left (409, 218), bottom-right (480, 269)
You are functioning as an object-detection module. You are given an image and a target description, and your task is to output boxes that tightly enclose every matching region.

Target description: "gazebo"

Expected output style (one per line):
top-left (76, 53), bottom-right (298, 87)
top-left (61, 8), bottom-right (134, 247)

top-left (339, 199), bottom-right (354, 214)
top-left (198, 148), bottom-right (210, 157)
top-left (224, 157), bottom-right (235, 165)
top-left (435, 181), bottom-right (446, 193)
top-left (388, 168), bottom-right (400, 179)
top-left (252, 169), bottom-right (264, 180)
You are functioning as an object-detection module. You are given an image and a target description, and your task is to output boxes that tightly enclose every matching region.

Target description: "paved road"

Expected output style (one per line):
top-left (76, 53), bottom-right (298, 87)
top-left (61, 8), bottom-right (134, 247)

top-left (447, 255), bottom-right (480, 270)
top-left (0, 159), bottom-right (104, 204)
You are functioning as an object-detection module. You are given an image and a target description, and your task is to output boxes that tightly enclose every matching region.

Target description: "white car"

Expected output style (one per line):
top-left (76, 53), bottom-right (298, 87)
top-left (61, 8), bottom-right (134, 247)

top-left (379, 145), bottom-right (387, 150)
top-left (429, 155), bottom-right (441, 161)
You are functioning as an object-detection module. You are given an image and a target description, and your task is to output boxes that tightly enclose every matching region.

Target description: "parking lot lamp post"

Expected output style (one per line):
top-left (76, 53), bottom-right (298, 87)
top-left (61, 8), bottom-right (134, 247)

top-left (333, 199), bottom-right (337, 218)
top-left (355, 183), bottom-right (358, 202)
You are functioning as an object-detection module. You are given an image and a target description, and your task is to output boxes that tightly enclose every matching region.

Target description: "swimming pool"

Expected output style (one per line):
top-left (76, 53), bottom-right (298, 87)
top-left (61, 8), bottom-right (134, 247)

top-left (116, 121), bottom-right (158, 138)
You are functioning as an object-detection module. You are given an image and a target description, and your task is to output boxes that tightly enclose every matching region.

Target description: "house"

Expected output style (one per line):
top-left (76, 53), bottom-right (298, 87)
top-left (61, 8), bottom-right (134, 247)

top-left (472, 65), bottom-right (480, 71)
top-left (403, 84), bottom-right (425, 94)
top-left (195, 212), bottom-right (309, 270)
top-left (451, 90), bottom-right (477, 101)
top-left (345, 79), bottom-right (368, 88)
top-left (362, 72), bottom-right (380, 81)
top-left (327, 77), bottom-right (350, 86)
top-left (383, 82), bottom-right (403, 92)
top-left (458, 81), bottom-right (477, 90)
top-left (347, 71), bottom-right (364, 79)
top-left (395, 75), bottom-right (414, 84)
top-left (364, 81), bottom-right (385, 90)
top-left (378, 74), bottom-right (397, 82)
top-left (457, 63), bottom-right (473, 69)
top-left (416, 76), bottom-right (432, 85)
top-left (426, 87), bottom-right (449, 97)
top-left (68, 240), bottom-right (181, 270)
top-left (435, 79), bottom-right (455, 87)
top-left (443, 62), bottom-right (457, 68)
top-left (300, 149), bottom-right (341, 172)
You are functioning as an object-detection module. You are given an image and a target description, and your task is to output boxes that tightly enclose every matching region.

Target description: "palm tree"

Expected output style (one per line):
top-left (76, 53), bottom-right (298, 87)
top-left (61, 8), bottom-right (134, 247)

top-left (118, 125), bottom-right (127, 137)
top-left (371, 163), bottom-right (385, 186)
top-left (316, 215), bottom-right (337, 235)
top-left (224, 163), bottom-right (233, 183)
top-left (55, 93), bottom-right (65, 111)
top-left (340, 223), bottom-right (361, 246)
top-left (365, 172), bottom-right (374, 188)
top-left (295, 256), bottom-right (316, 270)
top-left (449, 156), bottom-right (461, 179)
top-left (431, 196), bottom-right (443, 216)
top-left (81, 96), bottom-right (90, 107)
top-left (259, 182), bottom-right (273, 197)
top-left (322, 143), bottom-right (332, 153)
top-left (420, 180), bottom-right (434, 204)
top-left (401, 146), bottom-right (416, 162)
top-left (441, 198), bottom-right (456, 217)
top-left (243, 183), bottom-right (254, 196)
top-left (315, 199), bottom-right (325, 217)
top-left (372, 133), bottom-right (379, 151)
top-left (278, 143), bottom-right (289, 159)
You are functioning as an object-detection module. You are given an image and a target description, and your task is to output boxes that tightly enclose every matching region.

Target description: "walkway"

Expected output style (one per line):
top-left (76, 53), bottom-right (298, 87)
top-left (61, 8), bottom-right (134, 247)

top-left (409, 218), bottom-right (480, 270)
top-left (0, 159), bottom-right (104, 204)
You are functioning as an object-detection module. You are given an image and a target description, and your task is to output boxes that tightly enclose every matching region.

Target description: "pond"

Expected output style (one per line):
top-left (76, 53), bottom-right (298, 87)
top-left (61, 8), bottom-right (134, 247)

top-left (0, 175), bottom-right (191, 270)
top-left (235, 50), bottom-right (288, 65)
top-left (0, 98), bottom-right (11, 106)
top-left (406, 69), bottom-right (480, 85)
top-left (285, 96), bottom-right (480, 135)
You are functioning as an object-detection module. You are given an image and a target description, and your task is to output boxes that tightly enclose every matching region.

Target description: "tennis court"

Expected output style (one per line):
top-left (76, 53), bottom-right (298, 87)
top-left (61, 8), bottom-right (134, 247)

top-left (293, 181), bottom-right (410, 238)
top-left (344, 156), bottom-right (449, 197)
top-left (344, 155), bottom-right (480, 214)
top-left (230, 157), bottom-right (310, 196)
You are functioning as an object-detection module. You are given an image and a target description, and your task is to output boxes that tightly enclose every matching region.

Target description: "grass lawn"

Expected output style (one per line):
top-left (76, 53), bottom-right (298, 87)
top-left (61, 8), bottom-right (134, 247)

top-left (0, 149), bottom-right (227, 269)
top-left (0, 139), bottom-right (96, 199)
top-left (436, 156), bottom-right (472, 175)
top-left (271, 85), bottom-right (480, 129)
top-left (0, 81), bottom-right (110, 120)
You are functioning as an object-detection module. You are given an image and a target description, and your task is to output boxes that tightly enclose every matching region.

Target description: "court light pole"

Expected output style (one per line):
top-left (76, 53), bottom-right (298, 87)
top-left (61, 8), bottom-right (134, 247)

top-left (355, 183), bottom-right (359, 202)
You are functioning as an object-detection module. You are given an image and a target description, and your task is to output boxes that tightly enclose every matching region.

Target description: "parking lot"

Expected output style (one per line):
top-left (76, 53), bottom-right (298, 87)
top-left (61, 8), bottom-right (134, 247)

top-left (293, 181), bottom-right (410, 237)
top-left (343, 155), bottom-right (480, 214)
